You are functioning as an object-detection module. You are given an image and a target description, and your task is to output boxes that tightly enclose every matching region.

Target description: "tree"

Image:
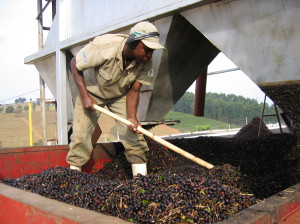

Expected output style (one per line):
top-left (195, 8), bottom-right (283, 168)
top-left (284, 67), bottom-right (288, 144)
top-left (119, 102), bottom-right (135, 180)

top-left (5, 106), bottom-right (14, 113)
top-left (15, 97), bottom-right (26, 104)
top-left (171, 92), bottom-right (277, 126)
top-left (172, 92), bottom-right (194, 114)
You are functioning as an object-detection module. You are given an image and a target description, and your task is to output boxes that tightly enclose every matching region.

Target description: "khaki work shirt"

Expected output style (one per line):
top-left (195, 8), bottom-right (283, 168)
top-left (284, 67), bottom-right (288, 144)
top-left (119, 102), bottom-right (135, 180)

top-left (76, 34), bottom-right (153, 99)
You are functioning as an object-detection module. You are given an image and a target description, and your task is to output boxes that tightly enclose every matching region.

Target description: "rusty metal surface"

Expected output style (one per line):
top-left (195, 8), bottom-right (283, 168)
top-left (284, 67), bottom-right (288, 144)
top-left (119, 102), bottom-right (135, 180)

top-left (0, 183), bottom-right (130, 224)
top-left (0, 143), bottom-right (124, 179)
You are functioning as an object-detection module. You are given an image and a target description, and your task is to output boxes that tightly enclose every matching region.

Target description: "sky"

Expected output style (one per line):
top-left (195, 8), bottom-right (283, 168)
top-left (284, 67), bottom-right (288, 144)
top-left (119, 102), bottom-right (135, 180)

top-left (0, 0), bottom-right (272, 105)
top-left (0, 0), bottom-right (53, 104)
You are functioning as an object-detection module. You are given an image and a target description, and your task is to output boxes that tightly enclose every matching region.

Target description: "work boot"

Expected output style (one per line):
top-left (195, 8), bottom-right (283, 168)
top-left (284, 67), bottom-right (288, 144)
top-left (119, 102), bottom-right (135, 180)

top-left (70, 165), bottom-right (81, 172)
top-left (132, 163), bottom-right (147, 177)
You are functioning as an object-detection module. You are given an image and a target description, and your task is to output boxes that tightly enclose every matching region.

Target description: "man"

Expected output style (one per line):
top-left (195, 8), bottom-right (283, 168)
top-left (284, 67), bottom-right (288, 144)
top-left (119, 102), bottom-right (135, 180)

top-left (66, 21), bottom-right (165, 177)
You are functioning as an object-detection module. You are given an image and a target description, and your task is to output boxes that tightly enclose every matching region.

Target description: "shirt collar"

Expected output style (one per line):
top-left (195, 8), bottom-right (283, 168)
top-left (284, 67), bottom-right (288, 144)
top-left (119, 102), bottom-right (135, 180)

top-left (118, 39), bottom-right (136, 70)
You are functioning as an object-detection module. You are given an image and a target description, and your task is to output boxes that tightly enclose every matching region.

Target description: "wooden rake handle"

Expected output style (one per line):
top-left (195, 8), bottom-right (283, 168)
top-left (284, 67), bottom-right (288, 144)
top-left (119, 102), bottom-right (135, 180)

top-left (93, 105), bottom-right (214, 169)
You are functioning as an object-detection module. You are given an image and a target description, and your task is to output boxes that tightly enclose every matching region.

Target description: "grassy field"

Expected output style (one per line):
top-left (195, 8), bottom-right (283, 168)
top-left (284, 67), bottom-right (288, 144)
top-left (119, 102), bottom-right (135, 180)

top-left (0, 110), bottom-right (234, 149)
top-left (164, 111), bottom-right (237, 133)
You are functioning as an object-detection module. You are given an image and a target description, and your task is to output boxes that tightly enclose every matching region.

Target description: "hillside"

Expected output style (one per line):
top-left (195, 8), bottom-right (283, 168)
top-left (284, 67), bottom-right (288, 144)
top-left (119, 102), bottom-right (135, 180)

top-left (164, 111), bottom-right (236, 133)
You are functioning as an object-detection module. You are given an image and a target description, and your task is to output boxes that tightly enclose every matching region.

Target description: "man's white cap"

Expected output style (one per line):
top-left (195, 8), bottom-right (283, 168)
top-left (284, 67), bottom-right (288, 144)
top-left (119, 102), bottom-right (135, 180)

top-left (129, 21), bottom-right (165, 50)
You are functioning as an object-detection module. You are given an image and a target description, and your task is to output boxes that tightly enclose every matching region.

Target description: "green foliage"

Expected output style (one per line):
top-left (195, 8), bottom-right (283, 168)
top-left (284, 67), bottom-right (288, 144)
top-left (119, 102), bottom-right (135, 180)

top-left (15, 97), bottom-right (27, 104)
top-left (194, 124), bottom-right (211, 132)
top-left (5, 106), bottom-right (14, 113)
top-left (172, 92), bottom-right (194, 114)
top-left (171, 92), bottom-right (278, 126)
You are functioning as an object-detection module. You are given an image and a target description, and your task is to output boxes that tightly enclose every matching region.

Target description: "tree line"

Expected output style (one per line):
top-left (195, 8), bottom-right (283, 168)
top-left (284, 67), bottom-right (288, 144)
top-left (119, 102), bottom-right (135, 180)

top-left (172, 92), bottom-right (278, 126)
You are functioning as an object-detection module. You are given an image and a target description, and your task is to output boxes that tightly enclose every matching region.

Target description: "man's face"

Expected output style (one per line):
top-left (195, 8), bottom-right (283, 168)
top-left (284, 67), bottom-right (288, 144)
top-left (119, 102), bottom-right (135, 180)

top-left (133, 41), bottom-right (154, 62)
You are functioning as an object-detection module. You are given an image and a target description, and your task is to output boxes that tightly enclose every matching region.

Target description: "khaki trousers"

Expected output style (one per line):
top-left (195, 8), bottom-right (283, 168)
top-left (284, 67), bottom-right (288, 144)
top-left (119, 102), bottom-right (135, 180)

top-left (66, 95), bottom-right (149, 167)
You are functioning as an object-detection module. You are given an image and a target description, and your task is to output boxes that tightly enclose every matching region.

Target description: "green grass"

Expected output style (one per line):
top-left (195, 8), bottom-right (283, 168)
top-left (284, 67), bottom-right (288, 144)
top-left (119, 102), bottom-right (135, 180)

top-left (163, 111), bottom-right (239, 133)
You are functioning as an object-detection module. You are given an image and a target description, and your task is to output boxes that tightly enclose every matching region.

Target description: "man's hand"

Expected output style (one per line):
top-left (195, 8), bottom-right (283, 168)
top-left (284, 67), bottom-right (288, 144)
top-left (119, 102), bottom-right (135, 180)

top-left (126, 81), bottom-right (142, 133)
top-left (81, 94), bottom-right (97, 111)
top-left (128, 117), bottom-right (141, 133)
